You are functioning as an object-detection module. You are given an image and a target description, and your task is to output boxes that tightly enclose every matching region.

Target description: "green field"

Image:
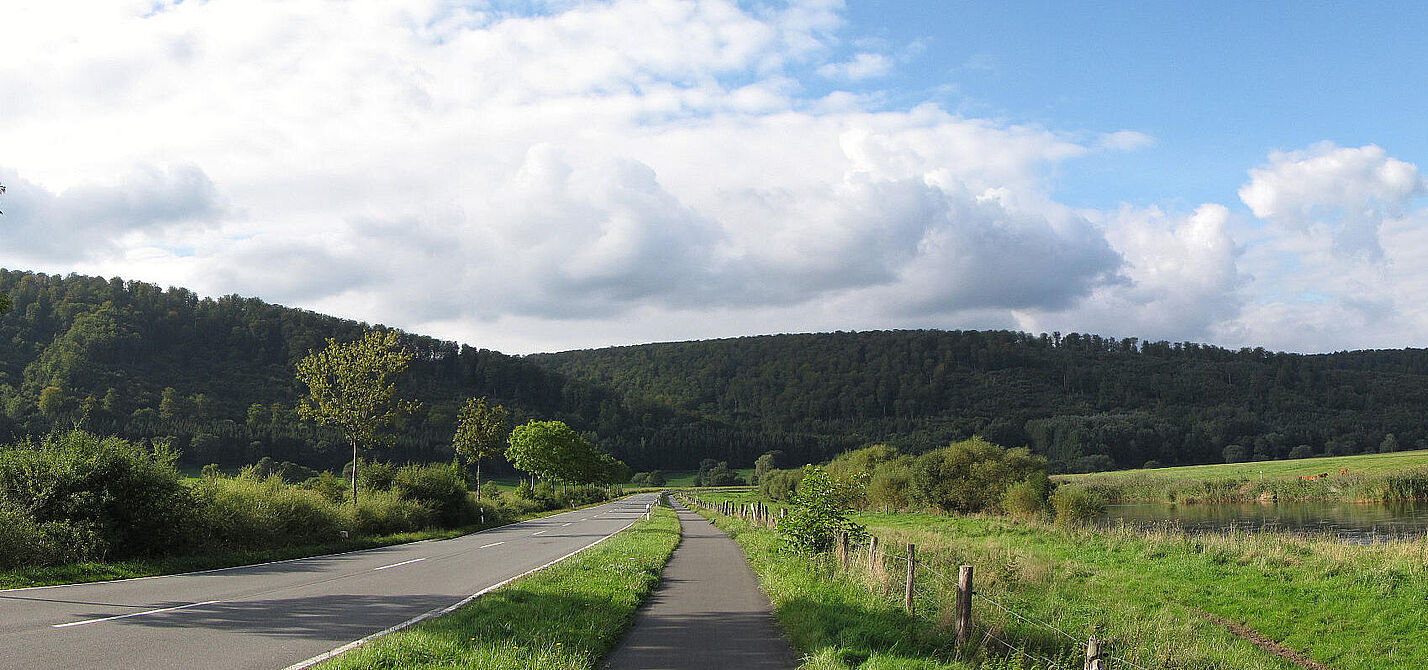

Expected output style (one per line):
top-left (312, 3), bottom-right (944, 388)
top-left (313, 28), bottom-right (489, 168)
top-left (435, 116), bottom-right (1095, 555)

top-left (1062, 449), bottom-right (1428, 503)
top-left (317, 502), bottom-right (680, 670)
top-left (694, 494), bottom-right (1428, 670)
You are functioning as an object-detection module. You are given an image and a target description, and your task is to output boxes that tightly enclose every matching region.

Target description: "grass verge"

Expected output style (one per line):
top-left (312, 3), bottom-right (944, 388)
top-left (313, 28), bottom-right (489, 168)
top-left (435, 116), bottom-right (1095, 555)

top-left (313, 502), bottom-right (681, 670)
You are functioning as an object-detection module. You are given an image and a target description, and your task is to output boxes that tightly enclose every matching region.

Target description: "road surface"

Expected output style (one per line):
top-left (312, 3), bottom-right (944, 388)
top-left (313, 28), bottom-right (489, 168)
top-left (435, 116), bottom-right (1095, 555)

top-left (0, 493), bottom-right (660, 670)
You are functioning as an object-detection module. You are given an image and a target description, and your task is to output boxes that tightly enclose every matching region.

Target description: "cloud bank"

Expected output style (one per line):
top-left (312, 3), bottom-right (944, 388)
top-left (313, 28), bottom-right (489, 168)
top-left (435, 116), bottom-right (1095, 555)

top-left (1, 1), bottom-right (1425, 354)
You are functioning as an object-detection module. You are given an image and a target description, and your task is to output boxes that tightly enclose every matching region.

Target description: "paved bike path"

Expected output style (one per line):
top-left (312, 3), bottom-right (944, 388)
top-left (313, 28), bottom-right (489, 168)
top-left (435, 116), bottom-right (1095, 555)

top-left (604, 503), bottom-right (799, 670)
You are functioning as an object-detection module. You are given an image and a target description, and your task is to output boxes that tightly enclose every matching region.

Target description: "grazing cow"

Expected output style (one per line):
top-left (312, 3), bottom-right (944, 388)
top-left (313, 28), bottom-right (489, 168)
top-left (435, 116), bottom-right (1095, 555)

top-left (1320, 473), bottom-right (1329, 478)
top-left (1339, 469), bottom-right (1348, 474)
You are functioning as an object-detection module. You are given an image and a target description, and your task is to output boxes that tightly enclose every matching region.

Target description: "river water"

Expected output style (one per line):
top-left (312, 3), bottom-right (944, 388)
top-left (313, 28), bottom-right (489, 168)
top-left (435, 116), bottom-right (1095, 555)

top-left (1096, 500), bottom-right (1428, 544)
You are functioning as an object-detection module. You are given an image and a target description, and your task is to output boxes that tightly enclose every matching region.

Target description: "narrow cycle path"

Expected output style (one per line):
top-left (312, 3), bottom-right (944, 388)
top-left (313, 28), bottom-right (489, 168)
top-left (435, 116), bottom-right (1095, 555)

top-left (604, 502), bottom-right (799, 670)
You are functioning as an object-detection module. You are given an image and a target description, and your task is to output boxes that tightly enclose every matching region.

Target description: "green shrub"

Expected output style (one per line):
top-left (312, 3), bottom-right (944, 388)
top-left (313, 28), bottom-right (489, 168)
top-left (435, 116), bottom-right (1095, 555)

top-left (909, 437), bottom-right (1048, 513)
top-left (0, 504), bottom-right (103, 568)
top-left (195, 475), bottom-right (346, 549)
top-left (1002, 480), bottom-right (1046, 518)
top-left (0, 431), bottom-right (197, 560)
top-left (1050, 484), bottom-right (1108, 525)
top-left (778, 467), bottom-right (865, 554)
top-left (393, 463), bottom-right (475, 526)
top-left (305, 470), bottom-right (349, 503)
top-left (759, 468), bottom-right (803, 502)
top-left (351, 488), bottom-right (433, 536)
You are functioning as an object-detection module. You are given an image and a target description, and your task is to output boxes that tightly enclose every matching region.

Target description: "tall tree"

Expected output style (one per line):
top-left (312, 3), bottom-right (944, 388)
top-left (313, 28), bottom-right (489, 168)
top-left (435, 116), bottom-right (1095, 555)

top-left (296, 330), bottom-right (418, 504)
top-left (452, 396), bottom-right (509, 500)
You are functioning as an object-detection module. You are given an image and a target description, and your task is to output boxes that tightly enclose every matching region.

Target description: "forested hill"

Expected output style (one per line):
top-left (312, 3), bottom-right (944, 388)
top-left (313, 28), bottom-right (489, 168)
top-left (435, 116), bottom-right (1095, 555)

top-left (530, 330), bottom-right (1428, 472)
top-left (0, 269), bottom-right (768, 472)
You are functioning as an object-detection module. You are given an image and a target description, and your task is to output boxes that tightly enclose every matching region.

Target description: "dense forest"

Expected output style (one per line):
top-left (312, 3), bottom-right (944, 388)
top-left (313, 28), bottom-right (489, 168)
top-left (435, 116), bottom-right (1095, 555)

top-left (9, 268), bottom-right (1428, 475)
top-left (0, 269), bottom-right (787, 472)
top-left (532, 330), bottom-right (1428, 472)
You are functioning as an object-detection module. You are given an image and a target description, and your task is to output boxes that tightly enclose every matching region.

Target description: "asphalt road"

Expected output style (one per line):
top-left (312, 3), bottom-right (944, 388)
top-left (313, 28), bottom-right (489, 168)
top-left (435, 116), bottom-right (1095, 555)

top-left (0, 492), bottom-right (660, 670)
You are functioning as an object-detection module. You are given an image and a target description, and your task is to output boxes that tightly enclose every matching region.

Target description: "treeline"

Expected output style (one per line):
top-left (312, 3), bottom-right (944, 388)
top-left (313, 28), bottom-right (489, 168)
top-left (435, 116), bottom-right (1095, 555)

top-left (0, 269), bottom-right (779, 471)
top-left (533, 330), bottom-right (1428, 472)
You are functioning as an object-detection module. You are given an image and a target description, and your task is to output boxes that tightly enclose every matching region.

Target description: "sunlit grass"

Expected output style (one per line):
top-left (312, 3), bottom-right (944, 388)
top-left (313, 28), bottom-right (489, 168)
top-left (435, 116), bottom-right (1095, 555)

top-left (315, 504), bottom-right (681, 670)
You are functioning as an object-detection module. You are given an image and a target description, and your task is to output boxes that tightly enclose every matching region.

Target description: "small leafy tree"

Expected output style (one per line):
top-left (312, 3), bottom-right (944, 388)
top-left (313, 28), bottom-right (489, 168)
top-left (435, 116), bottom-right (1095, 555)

top-left (778, 466), bottom-right (866, 554)
top-left (295, 330), bottom-right (418, 505)
top-left (452, 397), bottom-right (509, 499)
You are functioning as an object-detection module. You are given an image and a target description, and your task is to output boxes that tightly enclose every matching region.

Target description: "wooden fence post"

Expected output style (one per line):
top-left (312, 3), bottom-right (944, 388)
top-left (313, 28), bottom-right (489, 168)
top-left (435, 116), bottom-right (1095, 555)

top-left (1084, 636), bottom-right (1104, 670)
top-left (956, 565), bottom-right (973, 646)
top-left (838, 532), bottom-right (850, 570)
top-left (904, 544), bottom-right (916, 614)
top-left (866, 535), bottom-right (879, 574)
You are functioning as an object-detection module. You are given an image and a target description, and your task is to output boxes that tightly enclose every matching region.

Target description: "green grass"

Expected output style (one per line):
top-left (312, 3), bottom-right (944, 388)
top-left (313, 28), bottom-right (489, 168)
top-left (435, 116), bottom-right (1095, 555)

top-left (1062, 449), bottom-right (1428, 503)
top-left (315, 502), bottom-right (681, 670)
top-left (693, 492), bottom-right (1428, 670)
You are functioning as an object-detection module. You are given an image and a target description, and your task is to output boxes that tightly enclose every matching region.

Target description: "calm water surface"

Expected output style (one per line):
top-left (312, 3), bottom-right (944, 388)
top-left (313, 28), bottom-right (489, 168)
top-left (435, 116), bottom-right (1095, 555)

top-left (1097, 500), bottom-right (1428, 544)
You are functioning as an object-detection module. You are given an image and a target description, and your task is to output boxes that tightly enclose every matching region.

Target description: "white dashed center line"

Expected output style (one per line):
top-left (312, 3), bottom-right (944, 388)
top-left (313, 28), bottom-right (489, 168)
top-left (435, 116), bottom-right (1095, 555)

top-left (479, 542), bottom-right (504, 549)
top-left (54, 601), bottom-right (221, 628)
top-left (374, 558), bottom-right (426, 571)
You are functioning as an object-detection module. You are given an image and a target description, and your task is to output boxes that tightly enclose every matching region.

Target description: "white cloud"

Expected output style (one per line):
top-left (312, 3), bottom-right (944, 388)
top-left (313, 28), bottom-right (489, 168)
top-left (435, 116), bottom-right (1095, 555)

top-left (817, 52), bottom-right (892, 80)
top-left (1238, 142), bottom-right (1425, 258)
top-left (24, 0), bottom-right (1424, 356)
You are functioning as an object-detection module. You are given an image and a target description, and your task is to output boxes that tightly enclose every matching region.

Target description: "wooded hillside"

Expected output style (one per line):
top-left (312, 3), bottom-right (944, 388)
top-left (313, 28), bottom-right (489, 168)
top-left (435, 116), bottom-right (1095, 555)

top-left (532, 330), bottom-right (1428, 471)
top-left (0, 269), bottom-right (774, 472)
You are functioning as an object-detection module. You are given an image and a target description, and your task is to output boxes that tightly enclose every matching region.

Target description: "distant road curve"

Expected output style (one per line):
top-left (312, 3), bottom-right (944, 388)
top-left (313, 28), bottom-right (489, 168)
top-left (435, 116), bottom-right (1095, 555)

top-left (0, 493), bottom-right (661, 670)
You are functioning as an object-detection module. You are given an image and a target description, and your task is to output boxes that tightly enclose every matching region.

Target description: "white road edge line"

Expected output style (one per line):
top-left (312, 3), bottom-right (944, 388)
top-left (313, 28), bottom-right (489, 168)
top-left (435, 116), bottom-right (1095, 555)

top-left (53, 600), bottom-right (221, 628)
top-left (279, 496), bottom-right (656, 670)
top-left (373, 558), bottom-right (426, 571)
top-left (478, 542), bottom-right (505, 549)
top-left (0, 494), bottom-right (642, 594)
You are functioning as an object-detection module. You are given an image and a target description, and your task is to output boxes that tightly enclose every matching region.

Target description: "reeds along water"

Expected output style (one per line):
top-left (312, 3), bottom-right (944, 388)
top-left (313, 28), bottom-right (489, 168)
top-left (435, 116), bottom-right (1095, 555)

top-left (1091, 468), bottom-right (1428, 504)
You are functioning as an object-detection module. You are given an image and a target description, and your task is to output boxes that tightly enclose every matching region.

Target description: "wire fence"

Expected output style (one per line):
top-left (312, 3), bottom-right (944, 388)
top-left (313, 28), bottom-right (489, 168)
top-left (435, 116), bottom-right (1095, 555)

top-left (680, 495), bottom-right (1162, 670)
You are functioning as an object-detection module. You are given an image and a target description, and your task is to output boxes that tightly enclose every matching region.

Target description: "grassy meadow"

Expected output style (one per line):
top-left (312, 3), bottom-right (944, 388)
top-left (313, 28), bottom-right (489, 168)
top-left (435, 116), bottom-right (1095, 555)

top-left (693, 493), bottom-right (1428, 670)
top-left (1061, 449), bottom-right (1428, 503)
top-left (316, 501), bottom-right (681, 670)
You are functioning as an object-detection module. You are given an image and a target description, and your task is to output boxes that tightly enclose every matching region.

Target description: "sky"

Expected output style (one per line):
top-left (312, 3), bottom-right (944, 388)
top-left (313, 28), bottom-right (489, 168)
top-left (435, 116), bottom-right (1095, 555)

top-left (2, 1), bottom-right (1428, 355)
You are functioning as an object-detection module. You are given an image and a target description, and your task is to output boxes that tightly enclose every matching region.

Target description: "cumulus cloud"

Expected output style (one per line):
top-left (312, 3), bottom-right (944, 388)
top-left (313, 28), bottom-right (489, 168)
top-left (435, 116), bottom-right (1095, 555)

top-left (817, 52), bottom-right (893, 80)
top-left (1238, 143), bottom-right (1426, 257)
top-left (0, 165), bottom-right (224, 263)
top-left (0, 0), bottom-right (1326, 354)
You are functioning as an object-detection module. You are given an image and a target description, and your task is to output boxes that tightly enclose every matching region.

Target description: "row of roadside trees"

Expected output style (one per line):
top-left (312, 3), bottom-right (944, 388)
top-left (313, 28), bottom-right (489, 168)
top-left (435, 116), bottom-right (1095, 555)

top-left (295, 330), bottom-right (629, 505)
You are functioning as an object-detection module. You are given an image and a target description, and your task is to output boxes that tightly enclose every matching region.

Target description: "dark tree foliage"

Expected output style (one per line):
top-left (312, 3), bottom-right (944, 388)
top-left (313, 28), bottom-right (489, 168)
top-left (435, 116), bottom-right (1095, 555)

top-left (0, 270), bottom-right (756, 472)
top-left (533, 330), bottom-right (1428, 471)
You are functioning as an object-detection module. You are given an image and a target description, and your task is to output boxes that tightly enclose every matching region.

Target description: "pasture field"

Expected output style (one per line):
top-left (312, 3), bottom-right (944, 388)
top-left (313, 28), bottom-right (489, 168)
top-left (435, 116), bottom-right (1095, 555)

top-left (1062, 450), bottom-right (1428, 503)
top-left (694, 493), bottom-right (1428, 670)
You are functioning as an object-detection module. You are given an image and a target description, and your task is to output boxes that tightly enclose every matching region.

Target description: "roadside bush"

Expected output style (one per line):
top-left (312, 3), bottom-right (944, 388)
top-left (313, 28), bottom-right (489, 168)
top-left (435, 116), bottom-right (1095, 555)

top-left (195, 475), bottom-right (345, 549)
top-left (1050, 484), bottom-right (1108, 525)
top-left (393, 463), bottom-right (476, 526)
top-left (558, 485), bottom-right (610, 508)
top-left (0, 503), bottom-right (103, 568)
top-left (0, 431), bottom-right (198, 560)
top-left (305, 470), bottom-right (348, 503)
top-left (357, 459), bottom-right (397, 490)
top-left (350, 488), bottom-right (433, 536)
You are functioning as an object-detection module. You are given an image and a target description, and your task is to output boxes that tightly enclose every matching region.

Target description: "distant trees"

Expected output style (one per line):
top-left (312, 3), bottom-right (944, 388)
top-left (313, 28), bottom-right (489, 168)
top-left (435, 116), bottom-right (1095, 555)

top-left (693, 458), bottom-right (743, 486)
top-left (295, 330), bottom-right (418, 504)
top-left (751, 450), bottom-right (782, 485)
top-left (909, 437), bottom-right (1048, 514)
top-left (452, 397), bottom-right (509, 499)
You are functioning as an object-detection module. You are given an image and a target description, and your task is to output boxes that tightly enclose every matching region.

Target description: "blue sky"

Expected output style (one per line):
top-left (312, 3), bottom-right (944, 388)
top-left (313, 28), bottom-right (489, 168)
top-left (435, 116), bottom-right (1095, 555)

top-left (1, 0), bottom-right (1427, 354)
top-left (834, 2), bottom-right (1428, 210)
